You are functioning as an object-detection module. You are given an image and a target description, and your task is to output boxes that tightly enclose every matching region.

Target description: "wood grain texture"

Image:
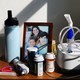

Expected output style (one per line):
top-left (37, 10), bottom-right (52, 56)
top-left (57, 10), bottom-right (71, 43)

top-left (0, 60), bottom-right (62, 79)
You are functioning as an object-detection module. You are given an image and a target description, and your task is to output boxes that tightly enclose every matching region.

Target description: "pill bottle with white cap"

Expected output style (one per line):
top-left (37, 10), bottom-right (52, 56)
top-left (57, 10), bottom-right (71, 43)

top-left (45, 53), bottom-right (55, 73)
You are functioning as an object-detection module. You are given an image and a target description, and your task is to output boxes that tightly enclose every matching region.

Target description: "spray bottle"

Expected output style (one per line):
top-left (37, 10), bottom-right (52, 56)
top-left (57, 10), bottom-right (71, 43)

top-left (4, 10), bottom-right (20, 62)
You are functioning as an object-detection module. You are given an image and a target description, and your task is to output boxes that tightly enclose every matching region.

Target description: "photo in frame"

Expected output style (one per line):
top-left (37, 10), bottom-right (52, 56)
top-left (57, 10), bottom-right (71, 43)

top-left (22, 22), bottom-right (53, 61)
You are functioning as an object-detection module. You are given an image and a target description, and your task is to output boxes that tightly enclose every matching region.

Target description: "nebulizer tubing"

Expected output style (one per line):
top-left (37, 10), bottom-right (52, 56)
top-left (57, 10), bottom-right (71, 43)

top-left (59, 14), bottom-right (74, 53)
top-left (59, 26), bottom-right (80, 53)
top-left (59, 14), bottom-right (80, 54)
top-left (61, 26), bottom-right (80, 45)
top-left (59, 26), bottom-right (73, 53)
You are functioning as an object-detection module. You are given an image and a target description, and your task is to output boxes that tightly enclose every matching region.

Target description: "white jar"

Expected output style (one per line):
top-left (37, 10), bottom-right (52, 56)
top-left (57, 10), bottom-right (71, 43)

top-left (45, 53), bottom-right (55, 73)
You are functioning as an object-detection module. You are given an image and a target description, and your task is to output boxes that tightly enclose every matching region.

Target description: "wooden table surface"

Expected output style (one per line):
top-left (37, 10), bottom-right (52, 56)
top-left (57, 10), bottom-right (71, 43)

top-left (0, 60), bottom-right (62, 79)
top-left (0, 57), bottom-right (80, 79)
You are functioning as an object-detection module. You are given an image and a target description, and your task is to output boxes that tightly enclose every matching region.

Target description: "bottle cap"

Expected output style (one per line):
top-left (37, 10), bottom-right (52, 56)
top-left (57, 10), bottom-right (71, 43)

top-left (27, 47), bottom-right (38, 52)
top-left (52, 40), bottom-right (56, 44)
top-left (46, 53), bottom-right (55, 59)
top-left (34, 54), bottom-right (44, 62)
top-left (21, 68), bottom-right (29, 75)
top-left (5, 10), bottom-right (19, 26)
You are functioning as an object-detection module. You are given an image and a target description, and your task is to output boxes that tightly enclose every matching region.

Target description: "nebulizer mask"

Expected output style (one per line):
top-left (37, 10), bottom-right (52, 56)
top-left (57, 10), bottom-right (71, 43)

top-left (56, 14), bottom-right (80, 71)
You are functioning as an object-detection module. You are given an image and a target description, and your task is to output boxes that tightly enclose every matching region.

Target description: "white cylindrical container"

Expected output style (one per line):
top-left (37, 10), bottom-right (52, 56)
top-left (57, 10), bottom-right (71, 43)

top-left (4, 10), bottom-right (20, 62)
top-left (46, 53), bottom-right (55, 73)
top-left (34, 54), bottom-right (44, 76)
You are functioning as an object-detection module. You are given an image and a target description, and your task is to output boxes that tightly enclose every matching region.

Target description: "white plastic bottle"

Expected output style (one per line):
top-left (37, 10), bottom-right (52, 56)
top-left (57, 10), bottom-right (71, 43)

top-left (4, 10), bottom-right (20, 62)
top-left (34, 54), bottom-right (44, 76)
top-left (45, 53), bottom-right (55, 73)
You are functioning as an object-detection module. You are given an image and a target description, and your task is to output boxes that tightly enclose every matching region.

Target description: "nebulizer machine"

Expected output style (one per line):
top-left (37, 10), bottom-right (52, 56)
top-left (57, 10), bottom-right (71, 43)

top-left (56, 14), bottom-right (80, 71)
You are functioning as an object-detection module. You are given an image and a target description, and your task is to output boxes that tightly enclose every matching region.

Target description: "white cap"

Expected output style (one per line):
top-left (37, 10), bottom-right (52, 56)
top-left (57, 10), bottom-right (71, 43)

top-left (46, 53), bottom-right (55, 59)
top-left (21, 68), bottom-right (29, 75)
top-left (34, 54), bottom-right (44, 62)
top-left (27, 47), bottom-right (38, 52)
top-left (52, 40), bottom-right (56, 44)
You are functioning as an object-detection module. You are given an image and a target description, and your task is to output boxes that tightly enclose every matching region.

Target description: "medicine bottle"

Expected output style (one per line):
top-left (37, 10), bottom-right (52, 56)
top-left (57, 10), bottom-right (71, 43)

top-left (45, 53), bottom-right (55, 73)
top-left (52, 40), bottom-right (57, 54)
top-left (34, 54), bottom-right (44, 76)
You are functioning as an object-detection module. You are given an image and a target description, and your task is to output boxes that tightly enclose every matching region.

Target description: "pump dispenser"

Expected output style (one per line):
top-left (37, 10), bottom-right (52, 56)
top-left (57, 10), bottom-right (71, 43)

top-left (4, 10), bottom-right (20, 62)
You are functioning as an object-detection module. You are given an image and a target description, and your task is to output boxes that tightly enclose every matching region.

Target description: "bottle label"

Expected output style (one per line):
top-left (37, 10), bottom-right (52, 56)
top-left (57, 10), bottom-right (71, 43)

top-left (46, 61), bottom-right (54, 72)
top-left (34, 62), bottom-right (43, 76)
top-left (37, 62), bottom-right (43, 76)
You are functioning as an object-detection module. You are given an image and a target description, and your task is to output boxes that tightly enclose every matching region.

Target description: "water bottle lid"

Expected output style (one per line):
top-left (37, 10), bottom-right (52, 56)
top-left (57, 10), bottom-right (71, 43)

top-left (34, 54), bottom-right (44, 62)
top-left (46, 53), bottom-right (55, 59)
top-left (5, 10), bottom-right (19, 26)
top-left (27, 47), bottom-right (38, 52)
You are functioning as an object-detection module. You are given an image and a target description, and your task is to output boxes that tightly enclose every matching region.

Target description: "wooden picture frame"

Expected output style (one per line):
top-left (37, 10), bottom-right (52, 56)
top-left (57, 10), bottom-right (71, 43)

top-left (22, 22), bottom-right (53, 61)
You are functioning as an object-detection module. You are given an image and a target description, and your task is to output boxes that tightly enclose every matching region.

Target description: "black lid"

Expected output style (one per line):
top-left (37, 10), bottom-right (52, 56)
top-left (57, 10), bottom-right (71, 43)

top-left (5, 10), bottom-right (19, 26)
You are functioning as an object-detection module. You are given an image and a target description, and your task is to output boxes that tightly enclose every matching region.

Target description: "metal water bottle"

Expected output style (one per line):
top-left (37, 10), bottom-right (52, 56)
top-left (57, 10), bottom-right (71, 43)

top-left (4, 10), bottom-right (20, 62)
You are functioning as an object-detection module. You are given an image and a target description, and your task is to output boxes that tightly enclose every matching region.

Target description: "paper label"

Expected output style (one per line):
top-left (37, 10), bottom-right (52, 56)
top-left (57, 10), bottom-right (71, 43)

top-left (46, 61), bottom-right (55, 72)
top-left (37, 62), bottom-right (43, 76)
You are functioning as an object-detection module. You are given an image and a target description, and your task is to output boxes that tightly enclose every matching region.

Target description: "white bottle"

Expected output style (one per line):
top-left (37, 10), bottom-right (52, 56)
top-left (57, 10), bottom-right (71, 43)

top-left (34, 54), bottom-right (44, 76)
top-left (45, 53), bottom-right (55, 73)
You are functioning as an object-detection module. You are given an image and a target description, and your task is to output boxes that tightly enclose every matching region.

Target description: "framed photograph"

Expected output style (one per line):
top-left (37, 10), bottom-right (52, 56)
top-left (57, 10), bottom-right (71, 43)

top-left (22, 22), bottom-right (53, 61)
